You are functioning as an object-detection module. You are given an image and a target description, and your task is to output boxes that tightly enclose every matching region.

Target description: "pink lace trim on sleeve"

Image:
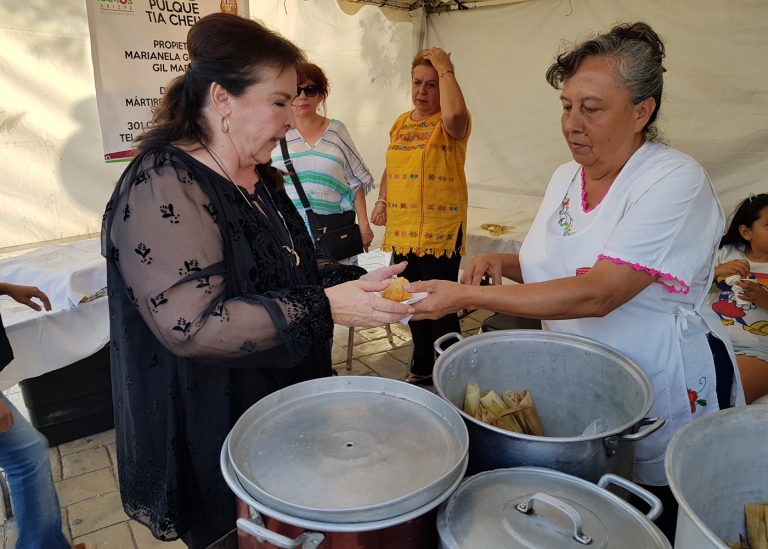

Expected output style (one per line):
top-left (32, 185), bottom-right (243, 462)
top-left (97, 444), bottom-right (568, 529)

top-left (597, 254), bottom-right (690, 295)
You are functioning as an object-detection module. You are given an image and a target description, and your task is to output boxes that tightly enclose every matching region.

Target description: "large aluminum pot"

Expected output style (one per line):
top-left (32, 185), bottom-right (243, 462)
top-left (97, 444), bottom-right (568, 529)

top-left (433, 331), bottom-right (665, 481)
top-left (222, 376), bottom-right (469, 548)
top-left (437, 467), bottom-right (671, 548)
top-left (666, 406), bottom-right (768, 549)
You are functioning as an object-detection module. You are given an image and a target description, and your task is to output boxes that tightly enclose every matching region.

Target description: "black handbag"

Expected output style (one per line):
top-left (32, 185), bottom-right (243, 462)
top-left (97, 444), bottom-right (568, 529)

top-left (280, 139), bottom-right (364, 260)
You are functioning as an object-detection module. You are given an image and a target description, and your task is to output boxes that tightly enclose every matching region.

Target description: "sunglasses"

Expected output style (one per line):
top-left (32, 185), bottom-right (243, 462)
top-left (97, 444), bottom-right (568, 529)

top-left (296, 85), bottom-right (320, 98)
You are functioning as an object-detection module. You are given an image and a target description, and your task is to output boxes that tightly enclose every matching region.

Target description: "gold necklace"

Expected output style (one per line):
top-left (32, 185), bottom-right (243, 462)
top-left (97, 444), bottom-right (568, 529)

top-left (201, 143), bottom-right (300, 267)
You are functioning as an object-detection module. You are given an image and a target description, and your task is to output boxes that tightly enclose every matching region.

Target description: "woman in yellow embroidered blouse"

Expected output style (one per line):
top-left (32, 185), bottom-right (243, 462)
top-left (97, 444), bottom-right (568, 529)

top-left (371, 47), bottom-right (470, 385)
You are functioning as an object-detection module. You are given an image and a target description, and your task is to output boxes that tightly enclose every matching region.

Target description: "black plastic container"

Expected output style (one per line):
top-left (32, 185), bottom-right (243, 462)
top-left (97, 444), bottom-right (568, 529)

top-left (19, 345), bottom-right (113, 446)
top-left (481, 313), bottom-right (541, 332)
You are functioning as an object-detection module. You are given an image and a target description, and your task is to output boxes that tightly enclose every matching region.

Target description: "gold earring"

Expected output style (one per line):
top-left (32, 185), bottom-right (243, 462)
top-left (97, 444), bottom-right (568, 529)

top-left (221, 113), bottom-right (230, 134)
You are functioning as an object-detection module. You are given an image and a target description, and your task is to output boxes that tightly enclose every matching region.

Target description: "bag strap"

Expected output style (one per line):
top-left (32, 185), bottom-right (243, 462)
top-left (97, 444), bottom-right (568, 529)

top-left (280, 138), bottom-right (313, 211)
top-left (279, 138), bottom-right (326, 238)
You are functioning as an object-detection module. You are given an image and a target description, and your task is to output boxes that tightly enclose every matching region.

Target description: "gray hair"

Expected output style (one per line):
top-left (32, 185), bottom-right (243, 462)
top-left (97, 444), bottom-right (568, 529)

top-left (545, 22), bottom-right (666, 141)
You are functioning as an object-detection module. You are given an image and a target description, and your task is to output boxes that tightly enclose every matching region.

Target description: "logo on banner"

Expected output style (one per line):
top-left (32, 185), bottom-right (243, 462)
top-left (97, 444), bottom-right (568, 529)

top-left (220, 0), bottom-right (239, 14)
top-left (98, 0), bottom-right (135, 15)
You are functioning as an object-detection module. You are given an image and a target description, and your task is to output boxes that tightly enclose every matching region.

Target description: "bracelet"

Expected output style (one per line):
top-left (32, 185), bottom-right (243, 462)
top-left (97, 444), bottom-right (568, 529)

top-left (439, 69), bottom-right (454, 78)
top-left (374, 199), bottom-right (387, 206)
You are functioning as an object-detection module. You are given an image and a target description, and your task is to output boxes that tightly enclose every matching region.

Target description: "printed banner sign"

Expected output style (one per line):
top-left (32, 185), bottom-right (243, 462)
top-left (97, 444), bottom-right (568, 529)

top-left (86, 0), bottom-right (248, 162)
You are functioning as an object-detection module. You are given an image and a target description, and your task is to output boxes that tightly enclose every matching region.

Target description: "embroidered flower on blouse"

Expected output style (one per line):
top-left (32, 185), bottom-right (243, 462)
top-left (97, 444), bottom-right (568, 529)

top-left (558, 195), bottom-right (574, 236)
top-left (687, 377), bottom-right (708, 413)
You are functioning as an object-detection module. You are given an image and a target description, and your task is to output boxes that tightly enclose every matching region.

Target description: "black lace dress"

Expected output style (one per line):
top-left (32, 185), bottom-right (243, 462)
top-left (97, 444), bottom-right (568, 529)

top-left (101, 146), bottom-right (363, 540)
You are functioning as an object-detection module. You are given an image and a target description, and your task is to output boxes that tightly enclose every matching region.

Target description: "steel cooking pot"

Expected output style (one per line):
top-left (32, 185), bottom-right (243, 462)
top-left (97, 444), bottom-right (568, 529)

top-left (666, 406), bottom-right (768, 549)
top-left (433, 331), bottom-right (664, 481)
top-left (222, 376), bottom-right (469, 548)
top-left (437, 467), bottom-right (671, 548)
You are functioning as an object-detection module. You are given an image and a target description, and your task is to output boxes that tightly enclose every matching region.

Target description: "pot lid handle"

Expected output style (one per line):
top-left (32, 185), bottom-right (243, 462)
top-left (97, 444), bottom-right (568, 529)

top-left (597, 474), bottom-right (663, 521)
top-left (516, 492), bottom-right (592, 545)
top-left (236, 516), bottom-right (325, 549)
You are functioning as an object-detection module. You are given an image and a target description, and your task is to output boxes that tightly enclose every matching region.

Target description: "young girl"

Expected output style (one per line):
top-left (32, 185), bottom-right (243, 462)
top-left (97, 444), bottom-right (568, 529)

top-left (711, 193), bottom-right (768, 403)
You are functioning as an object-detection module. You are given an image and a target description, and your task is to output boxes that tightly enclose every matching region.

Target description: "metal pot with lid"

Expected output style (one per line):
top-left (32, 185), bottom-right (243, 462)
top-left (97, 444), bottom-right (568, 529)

top-left (223, 376), bottom-right (469, 548)
top-left (437, 467), bottom-right (671, 548)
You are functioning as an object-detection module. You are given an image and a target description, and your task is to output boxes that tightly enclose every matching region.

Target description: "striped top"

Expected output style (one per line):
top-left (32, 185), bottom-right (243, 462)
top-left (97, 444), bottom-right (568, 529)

top-left (271, 119), bottom-right (374, 236)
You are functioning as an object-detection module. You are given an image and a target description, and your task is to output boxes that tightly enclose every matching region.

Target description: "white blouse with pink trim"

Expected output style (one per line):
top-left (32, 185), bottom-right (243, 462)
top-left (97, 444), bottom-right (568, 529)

top-left (520, 141), bottom-right (742, 486)
top-left (597, 254), bottom-right (690, 295)
top-left (545, 163), bottom-right (694, 295)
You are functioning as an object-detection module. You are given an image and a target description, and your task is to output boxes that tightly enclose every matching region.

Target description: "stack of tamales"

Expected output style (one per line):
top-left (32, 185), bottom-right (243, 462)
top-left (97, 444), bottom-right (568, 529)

top-left (728, 502), bottom-right (768, 549)
top-left (463, 382), bottom-right (545, 436)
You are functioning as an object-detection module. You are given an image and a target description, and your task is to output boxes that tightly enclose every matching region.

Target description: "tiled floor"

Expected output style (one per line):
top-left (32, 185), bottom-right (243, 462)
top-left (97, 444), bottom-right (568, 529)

top-left (1, 310), bottom-right (492, 548)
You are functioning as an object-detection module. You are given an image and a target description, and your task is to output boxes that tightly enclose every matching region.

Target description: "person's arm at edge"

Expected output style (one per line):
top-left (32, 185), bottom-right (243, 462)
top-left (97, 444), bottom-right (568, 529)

top-left (412, 259), bottom-right (655, 320)
top-left (0, 281), bottom-right (52, 432)
top-left (353, 187), bottom-right (374, 250)
top-left (427, 50), bottom-right (469, 139)
top-left (371, 171), bottom-right (387, 226)
top-left (0, 282), bottom-right (51, 311)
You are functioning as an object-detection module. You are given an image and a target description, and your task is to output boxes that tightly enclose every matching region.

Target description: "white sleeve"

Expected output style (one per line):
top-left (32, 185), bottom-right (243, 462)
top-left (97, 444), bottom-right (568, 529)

top-left (333, 121), bottom-right (374, 193)
top-left (600, 162), bottom-right (722, 294)
top-left (715, 246), bottom-right (731, 265)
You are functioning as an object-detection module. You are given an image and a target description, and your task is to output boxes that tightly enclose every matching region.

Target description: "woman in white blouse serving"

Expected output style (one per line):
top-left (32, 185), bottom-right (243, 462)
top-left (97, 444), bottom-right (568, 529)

top-left (409, 22), bottom-right (744, 540)
top-left (271, 62), bottom-right (374, 263)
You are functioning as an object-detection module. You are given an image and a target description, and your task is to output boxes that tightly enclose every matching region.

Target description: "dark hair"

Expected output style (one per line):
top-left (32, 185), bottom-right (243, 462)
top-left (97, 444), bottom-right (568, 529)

top-left (545, 22), bottom-right (666, 141)
top-left (720, 194), bottom-right (768, 250)
top-left (297, 63), bottom-right (330, 97)
top-left (136, 13), bottom-right (304, 153)
top-left (296, 62), bottom-right (330, 115)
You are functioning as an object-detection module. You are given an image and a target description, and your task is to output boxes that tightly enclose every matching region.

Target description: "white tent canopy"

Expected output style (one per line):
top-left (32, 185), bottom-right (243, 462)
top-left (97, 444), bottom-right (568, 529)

top-left (1, 0), bottom-right (765, 252)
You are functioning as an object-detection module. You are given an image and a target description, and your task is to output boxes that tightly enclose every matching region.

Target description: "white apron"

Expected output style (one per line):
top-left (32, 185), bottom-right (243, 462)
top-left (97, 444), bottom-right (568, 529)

top-left (519, 142), bottom-right (745, 485)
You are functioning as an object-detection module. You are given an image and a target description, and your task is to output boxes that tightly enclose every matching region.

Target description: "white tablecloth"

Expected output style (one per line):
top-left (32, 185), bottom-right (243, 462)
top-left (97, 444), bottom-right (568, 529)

top-left (462, 206), bottom-right (535, 267)
top-left (0, 239), bottom-right (108, 391)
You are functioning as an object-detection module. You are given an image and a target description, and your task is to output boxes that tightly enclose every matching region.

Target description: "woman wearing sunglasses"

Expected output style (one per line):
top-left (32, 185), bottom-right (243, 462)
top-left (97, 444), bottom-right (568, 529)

top-left (271, 63), bottom-right (375, 263)
top-left (371, 47), bottom-right (470, 385)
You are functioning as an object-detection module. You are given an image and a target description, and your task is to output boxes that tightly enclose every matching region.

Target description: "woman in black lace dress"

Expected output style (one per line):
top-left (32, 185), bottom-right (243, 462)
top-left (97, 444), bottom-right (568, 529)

top-left (101, 14), bottom-right (411, 548)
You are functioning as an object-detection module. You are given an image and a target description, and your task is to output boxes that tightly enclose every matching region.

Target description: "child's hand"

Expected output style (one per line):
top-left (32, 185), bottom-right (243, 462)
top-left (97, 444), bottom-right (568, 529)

top-left (738, 281), bottom-right (768, 309)
top-left (0, 282), bottom-right (51, 311)
top-left (714, 259), bottom-right (751, 280)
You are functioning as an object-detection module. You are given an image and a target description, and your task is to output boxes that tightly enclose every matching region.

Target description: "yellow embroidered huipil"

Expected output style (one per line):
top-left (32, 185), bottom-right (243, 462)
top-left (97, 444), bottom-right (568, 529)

top-left (382, 111), bottom-right (470, 257)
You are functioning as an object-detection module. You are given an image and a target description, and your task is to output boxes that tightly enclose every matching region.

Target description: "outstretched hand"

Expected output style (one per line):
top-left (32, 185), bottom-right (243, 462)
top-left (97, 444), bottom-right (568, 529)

top-left (408, 279), bottom-right (467, 321)
top-left (325, 278), bottom-right (414, 328)
top-left (460, 254), bottom-right (504, 286)
top-left (359, 261), bottom-right (407, 282)
top-left (0, 283), bottom-right (51, 312)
